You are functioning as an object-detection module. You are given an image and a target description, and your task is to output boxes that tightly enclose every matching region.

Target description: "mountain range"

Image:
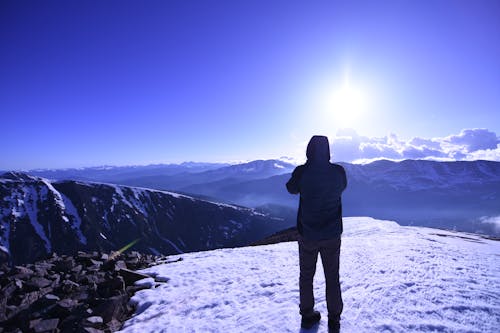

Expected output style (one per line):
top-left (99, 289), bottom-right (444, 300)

top-left (0, 171), bottom-right (289, 264)
top-left (25, 159), bottom-right (500, 237)
top-left (2, 158), bottom-right (499, 264)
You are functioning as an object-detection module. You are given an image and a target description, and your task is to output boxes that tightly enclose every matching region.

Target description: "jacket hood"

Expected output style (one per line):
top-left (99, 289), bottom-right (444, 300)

top-left (306, 135), bottom-right (330, 163)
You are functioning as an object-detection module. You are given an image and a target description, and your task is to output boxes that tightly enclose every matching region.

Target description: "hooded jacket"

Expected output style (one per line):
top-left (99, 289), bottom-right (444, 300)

top-left (286, 136), bottom-right (347, 240)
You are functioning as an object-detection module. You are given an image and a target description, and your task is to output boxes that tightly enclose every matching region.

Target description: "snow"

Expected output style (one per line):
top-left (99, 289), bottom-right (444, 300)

top-left (160, 235), bottom-right (184, 254)
top-left (129, 188), bottom-right (151, 217)
top-left (274, 163), bottom-right (285, 169)
top-left (135, 277), bottom-right (156, 288)
top-left (148, 247), bottom-right (161, 256)
top-left (59, 193), bottom-right (87, 245)
top-left (0, 208), bottom-right (11, 253)
top-left (40, 179), bottom-right (66, 209)
top-left (22, 186), bottom-right (51, 252)
top-left (113, 185), bottom-right (135, 210)
top-left (119, 217), bottom-right (500, 333)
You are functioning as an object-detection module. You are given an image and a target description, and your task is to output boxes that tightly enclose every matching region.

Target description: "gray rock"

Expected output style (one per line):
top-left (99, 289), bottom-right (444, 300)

top-left (118, 268), bottom-right (150, 286)
top-left (93, 294), bottom-right (128, 322)
top-left (84, 315), bottom-right (104, 325)
top-left (52, 298), bottom-right (79, 316)
top-left (61, 279), bottom-right (79, 293)
top-left (26, 277), bottom-right (52, 290)
top-left (30, 318), bottom-right (59, 332)
top-left (82, 328), bottom-right (105, 333)
top-left (55, 258), bottom-right (75, 272)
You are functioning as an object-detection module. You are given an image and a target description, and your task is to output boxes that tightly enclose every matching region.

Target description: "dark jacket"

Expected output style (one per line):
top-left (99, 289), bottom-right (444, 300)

top-left (286, 136), bottom-right (347, 240)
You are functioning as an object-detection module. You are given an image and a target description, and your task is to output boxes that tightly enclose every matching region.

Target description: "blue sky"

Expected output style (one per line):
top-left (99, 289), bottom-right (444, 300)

top-left (1, 0), bottom-right (499, 169)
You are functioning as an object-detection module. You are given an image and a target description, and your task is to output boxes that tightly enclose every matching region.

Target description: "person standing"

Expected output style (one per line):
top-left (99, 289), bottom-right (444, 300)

top-left (286, 135), bottom-right (347, 332)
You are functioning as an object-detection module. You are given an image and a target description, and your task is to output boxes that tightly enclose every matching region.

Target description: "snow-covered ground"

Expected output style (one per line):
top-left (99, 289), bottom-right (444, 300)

top-left (119, 217), bottom-right (500, 333)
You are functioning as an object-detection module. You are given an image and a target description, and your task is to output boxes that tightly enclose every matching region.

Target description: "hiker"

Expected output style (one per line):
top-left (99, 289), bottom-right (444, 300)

top-left (286, 135), bottom-right (347, 332)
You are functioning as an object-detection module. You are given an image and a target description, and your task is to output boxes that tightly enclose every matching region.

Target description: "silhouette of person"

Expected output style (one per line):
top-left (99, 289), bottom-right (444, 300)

top-left (286, 135), bottom-right (347, 332)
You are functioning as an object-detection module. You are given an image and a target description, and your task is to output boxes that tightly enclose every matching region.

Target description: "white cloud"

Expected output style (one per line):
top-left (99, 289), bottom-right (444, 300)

top-left (479, 216), bottom-right (500, 233)
top-left (328, 128), bottom-right (500, 163)
top-left (444, 129), bottom-right (499, 152)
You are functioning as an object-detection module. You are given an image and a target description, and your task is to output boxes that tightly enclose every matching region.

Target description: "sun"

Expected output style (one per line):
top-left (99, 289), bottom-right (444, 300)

top-left (325, 80), bottom-right (367, 127)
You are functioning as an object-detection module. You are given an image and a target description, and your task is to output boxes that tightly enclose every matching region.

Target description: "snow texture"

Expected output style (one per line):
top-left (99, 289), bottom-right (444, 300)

top-left (119, 217), bottom-right (500, 333)
top-left (1, 184), bottom-right (52, 253)
top-left (59, 192), bottom-right (87, 245)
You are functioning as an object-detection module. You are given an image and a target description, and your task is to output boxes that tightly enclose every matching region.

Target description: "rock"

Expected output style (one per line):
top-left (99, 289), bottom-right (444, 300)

top-left (13, 265), bottom-right (34, 275)
top-left (125, 284), bottom-right (152, 294)
top-left (71, 264), bottom-right (83, 274)
top-left (30, 318), bottom-right (59, 332)
top-left (106, 318), bottom-right (123, 331)
top-left (118, 268), bottom-right (150, 286)
top-left (0, 250), bottom-right (167, 333)
top-left (58, 314), bottom-right (82, 332)
top-left (33, 265), bottom-right (48, 277)
top-left (110, 276), bottom-right (125, 293)
top-left (71, 287), bottom-right (92, 301)
top-left (26, 277), bottom-right (52, 290)
top-left (30, 293), bottom-right (60, 317)
top-left (19, 290), bottom-right (47, 308)
top-left (14, 278), bottom-right (23, 289)
top-left (10, 272), bottom-right (32, 281)
top-left (90, 259), bottom-right (103, 267)
top-left (84, 315), bottom-right (104, 326)
top-left (49, 273), bottom-right (61, 287)
top-left (81, 327), bottom-right (105, 333)
top-left (93, 295), bottom-right (128, 322)
top-left (125, 257), bottom-right (139, 268)
top-left (0, 295), bottom-right (7, 322)
top-left (61, 279), bottom-right (79, 293)
top-left (1, 281), bottom-right (18, 299)
top-left (114, 260), bottom-right (127, 271)
top-left (52, 298), bottom-right (79, 317)
top-left (46, 293), bottom-right (60, 301)
top-left (55, 257), bottom-right (75, 272)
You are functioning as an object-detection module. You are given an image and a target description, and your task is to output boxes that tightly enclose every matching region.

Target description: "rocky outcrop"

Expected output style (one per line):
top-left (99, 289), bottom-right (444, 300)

top-left (250, 227), bottom-right (299, 246)
top-left (0, 250), bottom-right (173, 332)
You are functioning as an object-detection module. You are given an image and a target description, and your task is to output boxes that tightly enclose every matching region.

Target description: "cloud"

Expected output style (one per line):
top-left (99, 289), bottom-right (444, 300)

top-left (444, 129), bottom-right (499, 152)
top-left (479, 216), bottom-right (500, 233)
top-left (329, 128), bottom-right (500, 163)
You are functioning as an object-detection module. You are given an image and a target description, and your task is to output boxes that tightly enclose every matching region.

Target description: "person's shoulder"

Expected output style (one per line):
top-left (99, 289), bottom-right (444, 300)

top-left (329, 163), bottom-right (346, 173)
top-left (292, 164), bottom-right (307, 174)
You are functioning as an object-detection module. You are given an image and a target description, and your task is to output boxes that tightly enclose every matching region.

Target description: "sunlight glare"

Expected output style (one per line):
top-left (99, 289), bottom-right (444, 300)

top-left (324, 79), bottom-right (368, 127)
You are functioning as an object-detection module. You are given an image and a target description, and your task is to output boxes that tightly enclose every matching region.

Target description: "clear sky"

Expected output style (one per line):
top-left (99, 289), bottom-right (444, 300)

top-left (1, 0), bottom-right (499, 169)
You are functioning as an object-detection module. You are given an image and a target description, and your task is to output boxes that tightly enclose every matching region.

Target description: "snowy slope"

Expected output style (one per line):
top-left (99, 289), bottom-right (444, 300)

top-left (0, 172), bottom-right (289, 264)
top-left (119, 217), bottom-right (500, 333)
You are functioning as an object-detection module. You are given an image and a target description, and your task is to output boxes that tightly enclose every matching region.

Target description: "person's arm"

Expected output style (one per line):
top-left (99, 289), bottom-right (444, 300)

top-left (286, 166), bottom-right (304, 194)
top-left (341, 166), bottom-right (347, 192)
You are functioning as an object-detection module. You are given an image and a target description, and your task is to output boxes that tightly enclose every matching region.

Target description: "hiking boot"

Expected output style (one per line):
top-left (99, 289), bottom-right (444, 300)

top-left (301, 310), bottom-right (321, 329)
top-left (328, 317), bottom-right (340, 332)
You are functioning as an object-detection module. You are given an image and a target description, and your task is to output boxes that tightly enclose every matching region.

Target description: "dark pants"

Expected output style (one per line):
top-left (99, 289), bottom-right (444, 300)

top-left (298, 235), bottom-right (343, 319)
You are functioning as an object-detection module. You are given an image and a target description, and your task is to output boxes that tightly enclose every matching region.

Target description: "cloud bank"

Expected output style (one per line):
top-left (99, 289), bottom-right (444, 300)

top-left (480, 216), bottom-right (500, 233)
top-left (330, 128), bottom-right (500, 163)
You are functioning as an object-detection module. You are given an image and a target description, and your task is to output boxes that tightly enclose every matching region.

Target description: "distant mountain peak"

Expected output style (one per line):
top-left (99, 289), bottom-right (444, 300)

top-left (0, 171), bottom-right (39, 182)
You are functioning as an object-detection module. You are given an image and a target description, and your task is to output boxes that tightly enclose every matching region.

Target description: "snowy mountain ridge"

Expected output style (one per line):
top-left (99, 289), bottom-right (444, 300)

top-left (340, 159), bottom-right (500, 191)
top-left (119, 217), bottom-right (500, 333)
top-left (0, 172), bottom-right (289, 264)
